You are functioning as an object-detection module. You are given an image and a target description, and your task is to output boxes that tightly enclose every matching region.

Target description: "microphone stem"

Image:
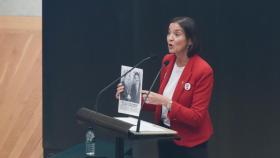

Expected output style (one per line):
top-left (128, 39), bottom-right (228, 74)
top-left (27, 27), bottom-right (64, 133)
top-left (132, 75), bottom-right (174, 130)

top-left (136, 65), bottom-right (163, 132)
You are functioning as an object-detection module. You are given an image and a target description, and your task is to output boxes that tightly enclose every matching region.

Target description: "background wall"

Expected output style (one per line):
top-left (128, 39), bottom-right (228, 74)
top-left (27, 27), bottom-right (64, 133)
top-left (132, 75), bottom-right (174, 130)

top-left (0, 0), bottom-right (41, 16)
top-left (43, 0), bottom-right (280, 157)
top-left (0, 16), bottom-right (42, 158)
top-left (0, 0), bottom-right (42, 157)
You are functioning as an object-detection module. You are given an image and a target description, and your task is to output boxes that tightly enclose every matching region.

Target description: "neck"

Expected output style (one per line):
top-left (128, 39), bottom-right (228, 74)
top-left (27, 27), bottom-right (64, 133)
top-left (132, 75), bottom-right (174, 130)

top-left (175, 51), bottom-right (189, 67)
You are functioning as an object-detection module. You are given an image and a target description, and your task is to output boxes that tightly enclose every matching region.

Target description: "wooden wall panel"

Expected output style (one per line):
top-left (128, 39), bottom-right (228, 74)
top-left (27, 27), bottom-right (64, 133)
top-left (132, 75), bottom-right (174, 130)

top-left (0, 16), bottom-right (42, 158)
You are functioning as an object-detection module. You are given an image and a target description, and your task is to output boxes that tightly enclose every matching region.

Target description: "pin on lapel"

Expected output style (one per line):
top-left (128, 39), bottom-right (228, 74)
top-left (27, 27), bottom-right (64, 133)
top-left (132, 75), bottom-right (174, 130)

top-left (184, 82), bottom-right (191, 91)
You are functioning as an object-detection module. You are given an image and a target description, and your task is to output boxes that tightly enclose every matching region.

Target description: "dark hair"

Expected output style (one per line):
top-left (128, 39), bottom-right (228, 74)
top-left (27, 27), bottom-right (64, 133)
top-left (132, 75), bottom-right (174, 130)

top-left (133, 72), bottom-right (140, 78)
top-left (170, 17), bottom-right (200, 57)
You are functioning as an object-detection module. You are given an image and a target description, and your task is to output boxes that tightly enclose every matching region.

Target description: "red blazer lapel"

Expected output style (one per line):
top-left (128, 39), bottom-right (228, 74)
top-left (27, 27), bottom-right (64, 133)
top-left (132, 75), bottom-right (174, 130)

top-left (159, 54), bottom-right (176, 94)
top-left (155, 54), bottom-right (195, 123)
top-left (172, 55), bottom-right (195, 101)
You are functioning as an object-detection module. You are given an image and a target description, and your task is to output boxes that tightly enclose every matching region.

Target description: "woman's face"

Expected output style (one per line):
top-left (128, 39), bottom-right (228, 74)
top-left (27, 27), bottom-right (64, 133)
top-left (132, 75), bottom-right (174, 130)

top-left (167, 22), bottom-right (191, 55)
top-left (134, 74), bottom-right (140, 84)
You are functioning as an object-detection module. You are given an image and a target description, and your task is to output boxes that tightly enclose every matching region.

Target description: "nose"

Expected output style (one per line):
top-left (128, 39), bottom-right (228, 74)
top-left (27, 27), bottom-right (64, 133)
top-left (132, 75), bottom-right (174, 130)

top-left (167, 34), bottom-right (174, 42)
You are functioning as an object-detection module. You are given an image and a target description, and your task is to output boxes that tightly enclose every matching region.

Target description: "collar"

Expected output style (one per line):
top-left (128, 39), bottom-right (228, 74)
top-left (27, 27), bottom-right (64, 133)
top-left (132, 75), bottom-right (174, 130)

top-left (159, 54), bottom-right (197, 101)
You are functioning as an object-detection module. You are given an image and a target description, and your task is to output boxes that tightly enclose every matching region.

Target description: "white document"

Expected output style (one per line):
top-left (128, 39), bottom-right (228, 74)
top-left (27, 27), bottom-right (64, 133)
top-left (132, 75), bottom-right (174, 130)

top-left (115, 117), bottom-right (177, 135)
top-left (118, 65), bottom-right (143, 116)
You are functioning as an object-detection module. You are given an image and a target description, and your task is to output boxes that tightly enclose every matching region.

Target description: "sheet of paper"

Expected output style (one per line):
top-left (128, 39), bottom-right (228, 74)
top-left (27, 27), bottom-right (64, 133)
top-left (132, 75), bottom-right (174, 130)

top-left (115, 117), bottom-right (167, 132)
top-left (118, 65), bottom-right (143, 116)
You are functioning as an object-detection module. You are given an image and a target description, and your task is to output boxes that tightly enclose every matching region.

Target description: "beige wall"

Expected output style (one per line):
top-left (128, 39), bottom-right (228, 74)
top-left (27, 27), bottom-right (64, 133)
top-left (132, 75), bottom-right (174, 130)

top-left (0, 16), bottom-right (42, 158)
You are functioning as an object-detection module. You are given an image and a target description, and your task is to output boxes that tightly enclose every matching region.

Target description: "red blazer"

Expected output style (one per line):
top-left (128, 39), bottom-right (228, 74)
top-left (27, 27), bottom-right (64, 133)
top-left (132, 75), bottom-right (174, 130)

top-left (144, 53), bottom-right (214, 147)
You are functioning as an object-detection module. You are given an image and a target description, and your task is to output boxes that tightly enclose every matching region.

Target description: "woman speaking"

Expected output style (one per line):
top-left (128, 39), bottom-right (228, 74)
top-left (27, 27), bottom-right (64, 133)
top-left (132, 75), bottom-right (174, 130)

top-left (116, 17), bottom-right (214, 158)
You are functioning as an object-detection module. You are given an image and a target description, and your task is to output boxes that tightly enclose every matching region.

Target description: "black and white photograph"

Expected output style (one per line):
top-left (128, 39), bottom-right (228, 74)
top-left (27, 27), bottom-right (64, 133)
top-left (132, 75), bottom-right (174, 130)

top-left (118, 65), bottom-right (143, 116)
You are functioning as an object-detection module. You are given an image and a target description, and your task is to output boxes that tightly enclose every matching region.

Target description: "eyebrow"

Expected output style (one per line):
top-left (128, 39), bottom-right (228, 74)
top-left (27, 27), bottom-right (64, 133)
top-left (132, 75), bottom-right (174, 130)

top-left (168, 28), bottom-right (183, 32)
top-left (174, 30), bottom-right (183, 33)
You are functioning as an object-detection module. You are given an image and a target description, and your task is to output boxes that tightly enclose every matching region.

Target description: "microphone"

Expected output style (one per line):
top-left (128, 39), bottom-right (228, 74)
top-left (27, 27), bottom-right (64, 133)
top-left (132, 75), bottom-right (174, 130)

top-left (136, 60), bottom-right (170, 132)
top-left (94, 55), bottom-right (158, 112)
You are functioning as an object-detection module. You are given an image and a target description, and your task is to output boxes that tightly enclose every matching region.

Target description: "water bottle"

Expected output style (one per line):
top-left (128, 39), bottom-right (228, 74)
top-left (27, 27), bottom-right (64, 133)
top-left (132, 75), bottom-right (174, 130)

top-left (85, 127), bottom-right (95, 157)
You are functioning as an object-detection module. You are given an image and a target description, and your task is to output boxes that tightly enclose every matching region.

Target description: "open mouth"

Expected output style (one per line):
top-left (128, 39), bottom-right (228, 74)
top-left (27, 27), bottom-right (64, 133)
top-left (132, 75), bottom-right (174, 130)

top-left (168, 43), bottom-right (174, 48)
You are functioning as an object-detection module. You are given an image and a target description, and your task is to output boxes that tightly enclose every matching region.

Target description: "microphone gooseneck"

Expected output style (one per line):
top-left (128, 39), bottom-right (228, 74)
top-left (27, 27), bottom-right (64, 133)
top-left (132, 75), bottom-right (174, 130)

top-left (94, 55), bottom-right (158, 112)
top-left (136, 60), bottom-right (169, 132)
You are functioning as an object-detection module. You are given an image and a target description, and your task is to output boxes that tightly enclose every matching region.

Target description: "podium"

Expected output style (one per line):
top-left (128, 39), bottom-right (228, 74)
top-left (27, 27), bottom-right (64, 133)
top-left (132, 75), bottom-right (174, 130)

top-left (76, 107), bottom-right (177, 158)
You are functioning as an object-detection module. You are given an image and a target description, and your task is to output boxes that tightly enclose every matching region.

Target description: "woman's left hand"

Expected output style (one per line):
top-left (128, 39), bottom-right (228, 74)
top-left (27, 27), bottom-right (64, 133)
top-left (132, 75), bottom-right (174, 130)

top-left (142, 90), bottom-right (169, 105)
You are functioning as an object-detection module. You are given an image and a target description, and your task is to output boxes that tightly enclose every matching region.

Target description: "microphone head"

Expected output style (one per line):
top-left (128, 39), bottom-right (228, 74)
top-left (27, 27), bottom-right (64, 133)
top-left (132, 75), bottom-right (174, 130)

top-left (164, 60), bottom-right (170, 66)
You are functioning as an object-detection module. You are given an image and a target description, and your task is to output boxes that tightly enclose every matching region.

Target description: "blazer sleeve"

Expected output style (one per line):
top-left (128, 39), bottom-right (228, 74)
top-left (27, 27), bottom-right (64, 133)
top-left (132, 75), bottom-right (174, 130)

top-left (168, 69), bottom-right (214, 127)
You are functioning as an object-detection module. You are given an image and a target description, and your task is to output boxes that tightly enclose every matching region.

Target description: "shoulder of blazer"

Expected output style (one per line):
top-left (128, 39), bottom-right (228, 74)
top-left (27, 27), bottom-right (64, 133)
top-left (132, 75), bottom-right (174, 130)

top-left (192, 55), bottom-right (214, 77)
top-left (162, 53), bottom-right (175, 64)
top-left (161, 53), bottom-right (175, 72)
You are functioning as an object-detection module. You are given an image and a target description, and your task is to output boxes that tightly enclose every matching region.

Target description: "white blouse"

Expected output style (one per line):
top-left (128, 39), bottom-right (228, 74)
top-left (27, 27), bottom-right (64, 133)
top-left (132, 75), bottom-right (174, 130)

top-left (161, 63), bottom-right (184, 127)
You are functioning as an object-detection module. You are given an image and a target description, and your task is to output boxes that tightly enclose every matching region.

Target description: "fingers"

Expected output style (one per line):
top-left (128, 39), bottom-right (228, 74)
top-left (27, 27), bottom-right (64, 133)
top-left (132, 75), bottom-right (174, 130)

top-left (141, 90), bottom-right (148, 94)
top-left (115, 93), bottom-right (120, 99)
top-left (142, 94), bottom-right (149, 103)
top-left (141, 90), bottom-right (148, 98)
top-left (142, 90), bottom-right (151, 103)
top-left (115, 83), bottom-right (124, 99)
top-left (117, 83), bottom-right (123, 87)
top-left (117, 85), bottom-right (124, 93)
top-left (141, 91), bottom-right (162, 105)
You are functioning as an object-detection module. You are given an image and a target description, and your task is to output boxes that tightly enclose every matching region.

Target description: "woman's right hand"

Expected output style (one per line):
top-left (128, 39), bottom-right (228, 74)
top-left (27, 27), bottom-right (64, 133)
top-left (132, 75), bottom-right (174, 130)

top-left (115, 83), bottom-right (124, 99)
